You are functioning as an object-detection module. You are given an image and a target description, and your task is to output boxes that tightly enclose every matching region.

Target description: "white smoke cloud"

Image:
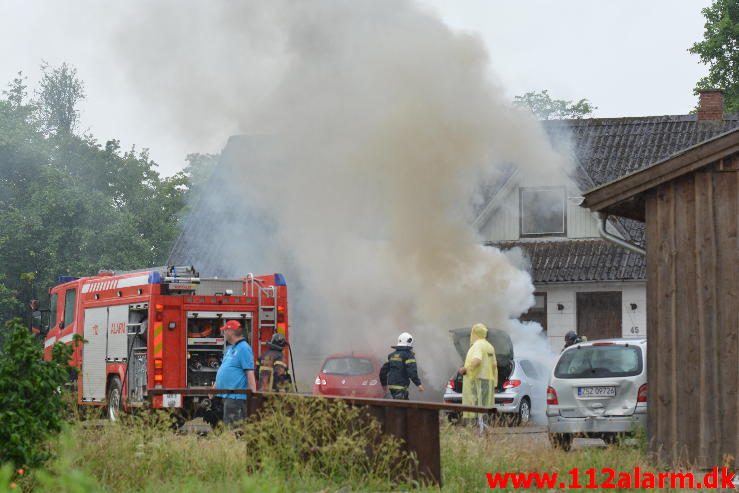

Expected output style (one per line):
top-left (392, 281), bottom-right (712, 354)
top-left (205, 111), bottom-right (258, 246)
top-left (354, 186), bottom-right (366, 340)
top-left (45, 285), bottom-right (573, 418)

top-left (113, 0), bottom-right (567, 396)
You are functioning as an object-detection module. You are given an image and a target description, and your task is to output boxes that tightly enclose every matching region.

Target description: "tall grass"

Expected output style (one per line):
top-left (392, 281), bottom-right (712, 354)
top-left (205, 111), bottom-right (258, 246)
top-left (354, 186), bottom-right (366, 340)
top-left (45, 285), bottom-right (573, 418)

top-left (7, 403), bottom-right (694, 492)
top-left (439, 423), bottom-right (686, 492)
top-left (18, 398), bottom-right (416, 492)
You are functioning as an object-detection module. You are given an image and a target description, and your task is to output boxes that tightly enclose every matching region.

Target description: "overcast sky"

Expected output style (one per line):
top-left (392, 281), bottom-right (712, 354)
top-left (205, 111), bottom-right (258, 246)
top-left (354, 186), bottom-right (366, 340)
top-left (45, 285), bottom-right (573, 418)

top-left (1, 1), bottom-right (712, 175)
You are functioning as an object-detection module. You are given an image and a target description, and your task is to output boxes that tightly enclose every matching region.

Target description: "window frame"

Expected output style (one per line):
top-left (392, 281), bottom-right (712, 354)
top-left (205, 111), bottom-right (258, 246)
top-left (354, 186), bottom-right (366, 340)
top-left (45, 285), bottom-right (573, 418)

top-left (520, 291), bottom-right (547, 332)
top-left (63, 288), bottom-right (77, 329)
top-left (519, 186), bottom-right (567, 238)
top-left (49, 293), bottom-right (59, 329)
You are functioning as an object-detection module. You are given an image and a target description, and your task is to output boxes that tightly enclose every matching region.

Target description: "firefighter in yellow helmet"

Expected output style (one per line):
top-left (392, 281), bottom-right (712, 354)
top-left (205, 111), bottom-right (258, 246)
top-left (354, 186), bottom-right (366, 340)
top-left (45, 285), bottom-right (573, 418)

top-left (458, 323), bottom-right (497, 422)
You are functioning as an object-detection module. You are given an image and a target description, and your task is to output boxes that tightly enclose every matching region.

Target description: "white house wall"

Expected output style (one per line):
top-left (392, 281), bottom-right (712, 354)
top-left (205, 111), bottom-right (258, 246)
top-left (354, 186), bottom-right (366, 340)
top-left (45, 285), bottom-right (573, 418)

top-left (479, 186), bottom-right (601, 241)
top-left (539, 282), bottom-right (647, 353)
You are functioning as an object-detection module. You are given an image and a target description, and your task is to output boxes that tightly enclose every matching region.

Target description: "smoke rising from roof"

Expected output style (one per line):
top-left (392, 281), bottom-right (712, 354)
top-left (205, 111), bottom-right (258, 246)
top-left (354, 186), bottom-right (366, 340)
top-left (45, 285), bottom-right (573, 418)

top-left (116, 0), bottom-right (570, 395)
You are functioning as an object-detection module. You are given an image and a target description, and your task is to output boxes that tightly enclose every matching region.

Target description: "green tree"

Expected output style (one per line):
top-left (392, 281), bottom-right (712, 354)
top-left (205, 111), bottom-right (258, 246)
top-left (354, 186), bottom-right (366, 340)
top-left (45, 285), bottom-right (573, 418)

top-left (0, 63), bottom-right (190, 323)
top-left (689, 0), bottom-right (739, 112)
top-left (182, 152), bottom-right (219, 195)
top-left (0, 320), bottom-right (76, 467)
top-left (513, 90), bottom-right (596, 119)
top-left (35, 62), bottom-right (85, 136)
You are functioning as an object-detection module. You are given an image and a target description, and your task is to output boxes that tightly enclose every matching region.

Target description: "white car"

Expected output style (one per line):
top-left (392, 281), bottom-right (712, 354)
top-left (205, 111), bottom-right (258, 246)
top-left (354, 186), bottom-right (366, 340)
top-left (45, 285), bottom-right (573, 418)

top-left (546, 338), bottom-right (647, 451)
top-left (444, 357), bottom-right (545, 425)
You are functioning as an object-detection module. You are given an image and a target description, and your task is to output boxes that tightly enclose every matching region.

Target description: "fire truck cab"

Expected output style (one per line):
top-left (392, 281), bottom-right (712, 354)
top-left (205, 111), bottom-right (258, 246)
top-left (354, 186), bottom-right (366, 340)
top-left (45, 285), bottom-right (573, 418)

top-left (44, 266), bottom-right (289, 419)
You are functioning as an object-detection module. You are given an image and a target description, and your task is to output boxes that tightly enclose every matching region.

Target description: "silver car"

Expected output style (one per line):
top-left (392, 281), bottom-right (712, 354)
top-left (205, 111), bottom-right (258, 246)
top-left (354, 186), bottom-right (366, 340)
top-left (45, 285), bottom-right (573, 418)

top-left (546, 338), bottom-right (647, 450)
top-left (444, 357), bottom-right (545, 425)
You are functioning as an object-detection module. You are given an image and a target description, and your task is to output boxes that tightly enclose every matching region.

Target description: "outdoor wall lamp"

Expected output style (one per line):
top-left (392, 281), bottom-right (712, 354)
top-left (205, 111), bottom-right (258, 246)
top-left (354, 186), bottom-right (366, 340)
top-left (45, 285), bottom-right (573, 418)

top-left (557, 303), bottom-right (564, 311)
top-left (630, 303), bottom-right (638, 310)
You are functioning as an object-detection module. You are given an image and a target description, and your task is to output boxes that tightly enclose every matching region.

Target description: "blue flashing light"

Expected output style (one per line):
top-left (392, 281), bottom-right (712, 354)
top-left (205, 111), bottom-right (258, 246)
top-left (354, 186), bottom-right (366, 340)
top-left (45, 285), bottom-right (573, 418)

top-left (57, 276), bottom-right (80, 284)
top-left (274, 273), bottom-right (287, 286)
top-left (148, 271), bottom-right (162, 284)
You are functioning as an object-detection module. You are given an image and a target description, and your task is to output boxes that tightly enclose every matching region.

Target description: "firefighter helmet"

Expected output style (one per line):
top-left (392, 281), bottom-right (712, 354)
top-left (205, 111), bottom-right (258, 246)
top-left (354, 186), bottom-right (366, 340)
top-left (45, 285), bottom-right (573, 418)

top-left (564, 330), bottom-right (578, 345)
top-left (396, 332), bottom-right (413, 348)
top-left (267, 332), bottom-right (287, 350)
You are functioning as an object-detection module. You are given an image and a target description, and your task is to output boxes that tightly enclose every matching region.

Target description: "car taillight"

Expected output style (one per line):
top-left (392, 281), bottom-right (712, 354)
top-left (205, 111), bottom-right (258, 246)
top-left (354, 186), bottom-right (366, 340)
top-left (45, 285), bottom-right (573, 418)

top-left (637, 383), bottom-right (647, 403)
top-left (503, 379), bottom-right (521, 389)
top-left (369, 379), bottom-right (378, 386)
top-left (447, 378), bottom-right (455, 390)
top-left (547, 386), bottom-right (558, 405)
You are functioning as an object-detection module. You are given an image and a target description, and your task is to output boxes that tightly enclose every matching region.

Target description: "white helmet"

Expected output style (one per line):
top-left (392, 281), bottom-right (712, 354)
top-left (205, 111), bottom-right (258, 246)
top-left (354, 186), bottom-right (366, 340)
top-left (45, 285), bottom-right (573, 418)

top-left (396, 332), bottom-right (414, 347)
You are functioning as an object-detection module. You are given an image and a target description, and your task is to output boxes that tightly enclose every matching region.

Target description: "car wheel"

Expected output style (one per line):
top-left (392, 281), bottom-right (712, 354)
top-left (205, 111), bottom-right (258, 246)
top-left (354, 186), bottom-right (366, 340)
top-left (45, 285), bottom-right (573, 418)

top-left (515, 397), bottom-right (531, 426)
top-left (106, 376), bottom-right (122, 422)
top-left (549, 433), bottom-right (572, 452)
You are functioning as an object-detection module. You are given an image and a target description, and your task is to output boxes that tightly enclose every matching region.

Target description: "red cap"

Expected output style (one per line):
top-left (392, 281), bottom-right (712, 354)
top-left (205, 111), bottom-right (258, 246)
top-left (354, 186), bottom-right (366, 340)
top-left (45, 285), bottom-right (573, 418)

top-left (220, 320), bottom-right (241, 332)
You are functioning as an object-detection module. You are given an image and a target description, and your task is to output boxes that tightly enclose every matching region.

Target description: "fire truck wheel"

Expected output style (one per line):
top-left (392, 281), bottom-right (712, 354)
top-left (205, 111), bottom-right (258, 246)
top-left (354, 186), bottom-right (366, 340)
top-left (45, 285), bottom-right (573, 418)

top-left (107, 376), bottom-right (122, 421)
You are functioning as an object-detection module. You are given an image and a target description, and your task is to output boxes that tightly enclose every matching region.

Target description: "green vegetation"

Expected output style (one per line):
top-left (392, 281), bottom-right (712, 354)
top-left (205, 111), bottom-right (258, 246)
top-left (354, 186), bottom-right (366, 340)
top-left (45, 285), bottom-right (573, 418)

top-left (1, 415), bottom-right (676, 493)
top-left (0, 320), bottom-right (76, 468)
top-left (690, 0), bottom-right (739, 111)
top-left (513, 90), bottom-right (596, 120)
top-left (0, 63), bottom-right (202, 326)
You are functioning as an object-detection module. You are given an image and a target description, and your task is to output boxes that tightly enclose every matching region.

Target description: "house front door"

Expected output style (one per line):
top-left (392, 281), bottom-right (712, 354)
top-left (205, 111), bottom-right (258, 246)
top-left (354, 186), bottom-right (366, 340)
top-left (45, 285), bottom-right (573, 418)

top-left (576, 291), bottom-right (622, 341)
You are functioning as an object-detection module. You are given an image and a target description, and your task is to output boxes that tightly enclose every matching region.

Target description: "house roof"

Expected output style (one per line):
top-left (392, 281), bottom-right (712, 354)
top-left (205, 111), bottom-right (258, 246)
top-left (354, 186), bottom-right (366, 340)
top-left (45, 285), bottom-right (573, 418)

top-left (545, 114), bottom-right (739, 245)
top-left (582, 126), bottom-right (739, 221)
top-left (490, 114), bottom-right (739, 284)
top-left (491, 239), bottom-right (646, 284)
top-left (546, 114), bottom-right (739, 187)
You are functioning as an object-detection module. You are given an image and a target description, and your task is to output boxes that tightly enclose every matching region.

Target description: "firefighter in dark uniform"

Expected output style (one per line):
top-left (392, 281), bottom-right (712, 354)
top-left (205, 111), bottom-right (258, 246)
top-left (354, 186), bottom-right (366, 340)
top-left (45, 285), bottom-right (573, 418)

top-left (562, 330), bottom-right (586, 352)
top-left (379, 332), bottom-right (424, 400)
top-left (257, 333), bottom-right (294, 392)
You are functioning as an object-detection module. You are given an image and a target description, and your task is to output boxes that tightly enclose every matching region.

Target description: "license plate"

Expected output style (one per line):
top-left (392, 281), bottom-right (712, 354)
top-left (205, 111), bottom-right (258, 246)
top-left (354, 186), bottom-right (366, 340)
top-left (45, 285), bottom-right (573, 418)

top-left (162, 393), bottom-right (182, 408)
top-left (578, 386), bottom-right (616, 398)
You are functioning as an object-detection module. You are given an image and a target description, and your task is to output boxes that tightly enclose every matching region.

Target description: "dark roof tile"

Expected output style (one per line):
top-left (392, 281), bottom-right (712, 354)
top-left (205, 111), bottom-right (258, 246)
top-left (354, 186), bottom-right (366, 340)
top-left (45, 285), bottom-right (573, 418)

top-left (490, 239), bottom-right (646, 283)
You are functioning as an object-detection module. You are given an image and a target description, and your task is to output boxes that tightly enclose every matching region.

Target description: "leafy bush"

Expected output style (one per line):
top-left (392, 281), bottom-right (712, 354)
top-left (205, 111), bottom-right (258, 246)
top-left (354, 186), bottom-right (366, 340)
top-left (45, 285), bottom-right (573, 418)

top-left (0, 319), bottom-right (75, 467)
top-left (240, 396), bottom-right (418, 485)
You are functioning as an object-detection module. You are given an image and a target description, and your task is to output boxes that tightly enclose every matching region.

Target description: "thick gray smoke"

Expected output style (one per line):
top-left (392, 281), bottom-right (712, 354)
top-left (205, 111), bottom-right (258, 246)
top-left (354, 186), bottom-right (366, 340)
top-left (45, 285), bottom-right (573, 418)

top-left (113, 1), bottom-right (570, 399)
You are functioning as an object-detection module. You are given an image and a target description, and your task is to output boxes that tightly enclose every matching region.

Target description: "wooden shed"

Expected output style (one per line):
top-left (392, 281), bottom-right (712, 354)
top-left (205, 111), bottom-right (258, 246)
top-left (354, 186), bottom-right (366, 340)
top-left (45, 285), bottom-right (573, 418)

top-left (583, 127), bottom-right (738, 468)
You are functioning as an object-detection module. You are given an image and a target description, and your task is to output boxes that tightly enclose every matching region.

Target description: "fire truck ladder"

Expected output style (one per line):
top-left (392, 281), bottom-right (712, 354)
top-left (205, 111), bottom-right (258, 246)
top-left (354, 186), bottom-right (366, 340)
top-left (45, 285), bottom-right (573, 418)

top-left (245, 274), bottom-right (278, 356)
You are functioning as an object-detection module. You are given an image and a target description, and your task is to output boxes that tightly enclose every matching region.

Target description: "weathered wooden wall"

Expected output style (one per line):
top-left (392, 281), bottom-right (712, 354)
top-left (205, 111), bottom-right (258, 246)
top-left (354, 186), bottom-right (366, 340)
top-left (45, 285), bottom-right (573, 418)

top-left (645, 158), bottom-right (738, 468)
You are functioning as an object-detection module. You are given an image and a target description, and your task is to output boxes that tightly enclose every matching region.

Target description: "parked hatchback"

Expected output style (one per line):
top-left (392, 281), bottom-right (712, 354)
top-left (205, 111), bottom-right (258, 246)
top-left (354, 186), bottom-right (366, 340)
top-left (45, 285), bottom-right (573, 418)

top-left (444, 357), bottom-right (544, 425)
top-left (312, 353), bottom-right (385, 398)
top-left (547, 338), bottom-right (647, 450)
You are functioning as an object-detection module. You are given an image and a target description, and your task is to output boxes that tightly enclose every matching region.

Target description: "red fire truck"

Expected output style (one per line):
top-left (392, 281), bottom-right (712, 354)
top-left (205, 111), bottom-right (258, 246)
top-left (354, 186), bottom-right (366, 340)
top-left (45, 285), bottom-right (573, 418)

top-left (43, 266), bottom-right (289, 420)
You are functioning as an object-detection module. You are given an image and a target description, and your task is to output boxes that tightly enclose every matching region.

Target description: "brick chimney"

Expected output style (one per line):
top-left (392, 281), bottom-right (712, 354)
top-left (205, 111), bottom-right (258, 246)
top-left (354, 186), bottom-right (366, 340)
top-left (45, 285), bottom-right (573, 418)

top-left (697, 89), bottom-right (724, 121)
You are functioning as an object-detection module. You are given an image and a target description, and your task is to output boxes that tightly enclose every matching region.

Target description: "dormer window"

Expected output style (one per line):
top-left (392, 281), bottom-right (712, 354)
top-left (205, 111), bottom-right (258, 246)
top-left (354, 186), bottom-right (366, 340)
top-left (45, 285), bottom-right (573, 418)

top-left (519, 187), bottom-right (566, 237)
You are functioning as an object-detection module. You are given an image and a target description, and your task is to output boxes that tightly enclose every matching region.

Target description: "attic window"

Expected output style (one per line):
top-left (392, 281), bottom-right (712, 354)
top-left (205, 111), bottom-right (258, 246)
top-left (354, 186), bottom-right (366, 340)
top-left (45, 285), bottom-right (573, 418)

top-left (520, 187), bottom-right (566, 237)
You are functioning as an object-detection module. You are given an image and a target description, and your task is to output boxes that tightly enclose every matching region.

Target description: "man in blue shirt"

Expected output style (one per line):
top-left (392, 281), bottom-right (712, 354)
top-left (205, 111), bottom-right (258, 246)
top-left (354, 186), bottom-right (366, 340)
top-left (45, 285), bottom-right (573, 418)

top-left (215, 319), bottom-right (256, 425)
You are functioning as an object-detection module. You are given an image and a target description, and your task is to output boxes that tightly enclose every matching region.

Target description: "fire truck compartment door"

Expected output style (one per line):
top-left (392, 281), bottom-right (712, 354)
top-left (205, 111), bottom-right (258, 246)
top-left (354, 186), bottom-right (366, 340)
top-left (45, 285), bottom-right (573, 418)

top-left (82, 307), bottom-right (109, 401)
top-left (106, 305), bottom-right (130, 361)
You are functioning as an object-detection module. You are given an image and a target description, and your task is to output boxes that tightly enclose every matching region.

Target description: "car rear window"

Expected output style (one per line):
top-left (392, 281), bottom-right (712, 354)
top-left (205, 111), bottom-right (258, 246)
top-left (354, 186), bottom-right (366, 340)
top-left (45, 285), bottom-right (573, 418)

top-left (520, 360), bottom-right (539, 379)
top-left (554, 345), bottom-right (643, 379)
top-left (322, 357), bottom-right (374, 376)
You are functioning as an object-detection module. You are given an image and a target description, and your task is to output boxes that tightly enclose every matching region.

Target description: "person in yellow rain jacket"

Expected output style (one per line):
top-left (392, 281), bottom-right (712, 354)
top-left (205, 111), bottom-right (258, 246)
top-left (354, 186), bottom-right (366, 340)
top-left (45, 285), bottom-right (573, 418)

top-left (458, 323), bottom-right (497, 422)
